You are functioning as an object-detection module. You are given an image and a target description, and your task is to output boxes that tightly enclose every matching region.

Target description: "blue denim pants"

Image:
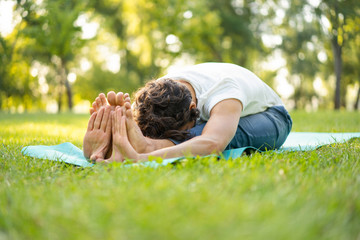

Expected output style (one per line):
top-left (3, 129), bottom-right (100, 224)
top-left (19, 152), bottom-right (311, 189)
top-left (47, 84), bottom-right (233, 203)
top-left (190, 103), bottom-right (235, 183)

top-left (172, 105), bottom-right (292, 151)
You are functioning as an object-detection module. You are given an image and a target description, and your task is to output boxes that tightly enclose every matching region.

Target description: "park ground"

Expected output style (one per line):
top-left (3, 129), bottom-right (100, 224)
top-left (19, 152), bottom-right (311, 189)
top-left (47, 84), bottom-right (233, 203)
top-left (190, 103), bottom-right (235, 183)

top-left (0, 111), bottom-right (359, 240)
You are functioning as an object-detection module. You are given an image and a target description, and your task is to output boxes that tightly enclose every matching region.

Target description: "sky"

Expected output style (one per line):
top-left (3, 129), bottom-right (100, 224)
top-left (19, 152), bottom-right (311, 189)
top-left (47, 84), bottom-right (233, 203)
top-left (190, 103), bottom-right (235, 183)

top-left (0, 1), bottom-right (16, 37)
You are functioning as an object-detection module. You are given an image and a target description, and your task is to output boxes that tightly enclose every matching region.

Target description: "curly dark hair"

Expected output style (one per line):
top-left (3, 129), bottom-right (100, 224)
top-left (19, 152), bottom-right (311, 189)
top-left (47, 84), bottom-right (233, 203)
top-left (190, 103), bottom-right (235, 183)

top-left (133, 78), bottom-right (200, 141)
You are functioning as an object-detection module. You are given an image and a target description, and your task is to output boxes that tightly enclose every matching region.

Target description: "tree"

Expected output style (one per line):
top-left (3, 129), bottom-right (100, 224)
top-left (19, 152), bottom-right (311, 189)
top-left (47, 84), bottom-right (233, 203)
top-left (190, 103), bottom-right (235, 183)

top-left (89, 0), bottom-right (270, 87)
top-left (342, 16), bottom-right (360, 110)
top-left (16, 0), bottom-right (88, 112)
top-left (314, 0), bottom-right (360, 109)
top-left (85, 0), bottom-right (226, 92)
top-left (0, 25), bottom-right (38, 111)
top-left (279, 1), bottom-right (324, 109)
top-left (0, 35), bottom-right (16, 109)
top-left (208, 0), bottom-right (270, 68)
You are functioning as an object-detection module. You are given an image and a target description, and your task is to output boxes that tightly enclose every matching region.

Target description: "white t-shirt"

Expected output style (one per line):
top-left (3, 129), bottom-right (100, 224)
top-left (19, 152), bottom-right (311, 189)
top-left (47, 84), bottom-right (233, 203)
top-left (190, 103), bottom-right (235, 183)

top-left (160, 63), bottom-right (283, 121)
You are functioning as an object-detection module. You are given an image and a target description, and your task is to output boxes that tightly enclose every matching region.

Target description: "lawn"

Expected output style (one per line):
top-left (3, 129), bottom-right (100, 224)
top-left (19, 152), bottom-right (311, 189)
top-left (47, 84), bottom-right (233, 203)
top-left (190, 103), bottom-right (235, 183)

top-left (0, 111), bottom-right (359, 240)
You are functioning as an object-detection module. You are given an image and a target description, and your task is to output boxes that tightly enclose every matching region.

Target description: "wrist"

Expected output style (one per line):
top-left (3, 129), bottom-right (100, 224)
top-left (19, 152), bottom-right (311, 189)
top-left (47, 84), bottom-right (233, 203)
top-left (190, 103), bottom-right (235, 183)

top-left (144, 137), bottom-right (155, 153)
top-left (137, 153), bottom-right (149, 162)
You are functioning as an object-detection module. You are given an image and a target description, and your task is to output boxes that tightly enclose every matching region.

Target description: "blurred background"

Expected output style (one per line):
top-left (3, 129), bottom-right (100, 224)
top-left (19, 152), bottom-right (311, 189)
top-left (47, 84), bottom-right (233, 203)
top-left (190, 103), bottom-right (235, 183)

top-left (0, 0), bottom-right (359, 113)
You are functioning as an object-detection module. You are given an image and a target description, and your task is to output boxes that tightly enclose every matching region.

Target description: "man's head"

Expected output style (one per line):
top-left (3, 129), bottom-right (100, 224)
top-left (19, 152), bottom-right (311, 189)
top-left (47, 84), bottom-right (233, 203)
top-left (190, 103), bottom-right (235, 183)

top-left (133, 78), bottom-right (199, 141)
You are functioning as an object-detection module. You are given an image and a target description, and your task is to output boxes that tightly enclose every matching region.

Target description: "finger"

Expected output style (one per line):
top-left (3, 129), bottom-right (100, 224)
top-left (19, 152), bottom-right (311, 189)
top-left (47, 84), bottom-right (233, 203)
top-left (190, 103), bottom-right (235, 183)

top-left (121, 115), bottom-right (127, 139)
top-left (116, 106), bottom-right (123, 134)
top-left (125, 108), bottom-right (133, 120)
top-left (95, 97), bottom-right (102, 110)
top-left (99, 93), bottom-right (107, 106)
top-left (111, 111), bottom-right (115, 136)
top-left (87, 112), bottom-right (97, 131)
top-left (95, 158), bottom-right (110, 164)
top-left (107, 91), bottom-right (116, 106)
top-left (116, 92), bottom-right (124, 106)
top-left (95, 158), bottom-right (106, 163)
top-left (94, 107), bottom-right (104, 129)
top-left (115, 107), bottom-right (121, 134)
top-left (90, 154), bottom-right (97, 162)
top-left (121, 105), bottom-right (127, 116)
top-left (105, 110), bottom-right (112, 134)
top-left (100, 106), bottom-right (111, 131)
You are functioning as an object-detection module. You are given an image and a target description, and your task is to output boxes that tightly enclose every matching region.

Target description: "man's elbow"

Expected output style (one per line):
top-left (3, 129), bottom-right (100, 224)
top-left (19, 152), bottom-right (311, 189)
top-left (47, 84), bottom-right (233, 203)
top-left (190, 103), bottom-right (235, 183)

top-left (203, 138), bottom-right (227, 153)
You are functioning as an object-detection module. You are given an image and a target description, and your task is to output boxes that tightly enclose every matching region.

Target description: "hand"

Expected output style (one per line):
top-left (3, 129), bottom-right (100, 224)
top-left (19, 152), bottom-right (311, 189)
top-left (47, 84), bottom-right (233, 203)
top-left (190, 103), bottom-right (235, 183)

top-left (112, 106), bottom-right (143, 162)
top-left (83, 106), bottom-right (112, 161)
top-left (123, 101), bottom-right (153, 153)
top-left (88, 91), bottom-right (131, 159)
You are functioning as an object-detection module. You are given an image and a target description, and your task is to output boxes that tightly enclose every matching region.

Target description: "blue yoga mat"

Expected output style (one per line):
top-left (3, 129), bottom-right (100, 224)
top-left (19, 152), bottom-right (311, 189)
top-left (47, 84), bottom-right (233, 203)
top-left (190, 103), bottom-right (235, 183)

top-left (21, 132), bottom-right (360, 168)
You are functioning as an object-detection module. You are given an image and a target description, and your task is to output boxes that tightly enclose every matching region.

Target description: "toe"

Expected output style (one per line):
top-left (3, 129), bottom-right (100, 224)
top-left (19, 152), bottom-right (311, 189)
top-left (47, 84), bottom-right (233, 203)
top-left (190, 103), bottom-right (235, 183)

top-left (92, 101), bottom-right (97, 111)
top-left (124, 101), bottom-right (131, 110)
top-left (116, 92), bottom-right (124, 106)
top-left (107, 91), bottom-right (116, 106)
top-left (99, 93), bottom-right (107, 106)
top-left (95, 97), bottom-right (102, 109)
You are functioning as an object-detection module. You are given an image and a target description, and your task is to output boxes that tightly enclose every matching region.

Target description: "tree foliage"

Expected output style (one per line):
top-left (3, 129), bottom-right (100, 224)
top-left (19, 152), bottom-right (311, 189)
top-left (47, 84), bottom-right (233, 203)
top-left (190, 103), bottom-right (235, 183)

top-left (0, 0), bottom-right (360, 112)
top-left (15, 0), bottom-right (88, 111)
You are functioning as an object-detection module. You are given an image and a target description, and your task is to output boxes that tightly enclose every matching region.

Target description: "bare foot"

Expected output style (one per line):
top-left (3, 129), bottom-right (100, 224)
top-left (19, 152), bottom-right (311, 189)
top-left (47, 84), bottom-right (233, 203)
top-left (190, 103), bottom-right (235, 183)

top-left (89, 93), bottom-right (108, 115)
top-left (83, 106), bottom-right (112, 161)
top-left (89, 91), bottom-right (130, 114)
top-left (114, 92), bottom-right (130, 107)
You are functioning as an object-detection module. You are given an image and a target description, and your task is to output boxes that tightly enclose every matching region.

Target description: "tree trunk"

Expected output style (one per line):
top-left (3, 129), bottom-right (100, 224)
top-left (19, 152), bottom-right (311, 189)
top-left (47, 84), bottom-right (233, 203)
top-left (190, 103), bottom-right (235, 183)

top-left (64, 78), bottom-right (73, 111)
top-left (58, 88), bottom-right (62, 113)
top-left (60, 60), bottom-right (73, 111)
top-left (354, 83), bottom-right (360, 110)
top-left (331, 37), bottom-right (342, 110)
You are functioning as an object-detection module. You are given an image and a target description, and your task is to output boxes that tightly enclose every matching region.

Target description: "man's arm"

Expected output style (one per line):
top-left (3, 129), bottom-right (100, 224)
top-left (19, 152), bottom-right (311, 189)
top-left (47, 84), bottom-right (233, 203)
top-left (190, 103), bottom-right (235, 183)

top-left (119, 99), bottom-right (242, 161)
top-left (144, 137), bottom-right (175, 152)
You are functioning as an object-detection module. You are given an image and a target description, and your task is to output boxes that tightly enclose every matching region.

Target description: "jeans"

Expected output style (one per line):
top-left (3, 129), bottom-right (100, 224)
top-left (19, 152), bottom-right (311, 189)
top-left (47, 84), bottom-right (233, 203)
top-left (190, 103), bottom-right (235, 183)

top-left (173, 105), bottom-right (292, 151)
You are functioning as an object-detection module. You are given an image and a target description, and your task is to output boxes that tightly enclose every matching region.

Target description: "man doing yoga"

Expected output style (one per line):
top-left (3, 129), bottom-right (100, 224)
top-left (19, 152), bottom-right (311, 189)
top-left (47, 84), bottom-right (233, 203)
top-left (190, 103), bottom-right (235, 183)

top-left (83, 62), bottom-right (293, 163)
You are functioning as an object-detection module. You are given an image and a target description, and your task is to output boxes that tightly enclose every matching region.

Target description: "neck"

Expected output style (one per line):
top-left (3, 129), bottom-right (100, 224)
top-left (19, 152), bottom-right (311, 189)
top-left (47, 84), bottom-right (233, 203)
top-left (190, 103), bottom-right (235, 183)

top-left (177, 80), bottom-right (197, 105)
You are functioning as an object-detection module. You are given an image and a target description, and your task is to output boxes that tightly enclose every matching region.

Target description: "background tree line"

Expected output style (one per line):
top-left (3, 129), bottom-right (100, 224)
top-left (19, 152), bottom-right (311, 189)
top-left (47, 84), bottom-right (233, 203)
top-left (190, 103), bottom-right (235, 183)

top-left (0, 0), bottom-right (359, 112)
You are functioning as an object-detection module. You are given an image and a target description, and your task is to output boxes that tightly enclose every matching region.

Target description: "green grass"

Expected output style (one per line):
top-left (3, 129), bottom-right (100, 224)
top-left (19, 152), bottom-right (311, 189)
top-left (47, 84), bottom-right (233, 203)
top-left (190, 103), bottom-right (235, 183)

top-left (0, 111), bottom-right (359, 240)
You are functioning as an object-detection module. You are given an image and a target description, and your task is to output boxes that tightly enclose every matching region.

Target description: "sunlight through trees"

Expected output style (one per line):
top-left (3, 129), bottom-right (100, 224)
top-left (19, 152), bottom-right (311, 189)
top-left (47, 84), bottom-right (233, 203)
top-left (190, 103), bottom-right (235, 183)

top-left (0, 0), bottom-right (359, 112)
